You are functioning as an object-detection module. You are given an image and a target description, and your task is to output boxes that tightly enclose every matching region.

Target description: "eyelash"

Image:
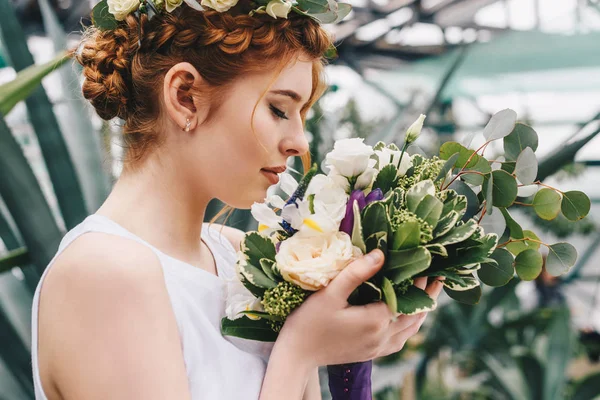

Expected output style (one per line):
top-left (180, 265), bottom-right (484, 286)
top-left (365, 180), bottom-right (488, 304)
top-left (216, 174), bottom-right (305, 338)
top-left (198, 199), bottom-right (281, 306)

top-left (269, 104), bottom-right (289, 120)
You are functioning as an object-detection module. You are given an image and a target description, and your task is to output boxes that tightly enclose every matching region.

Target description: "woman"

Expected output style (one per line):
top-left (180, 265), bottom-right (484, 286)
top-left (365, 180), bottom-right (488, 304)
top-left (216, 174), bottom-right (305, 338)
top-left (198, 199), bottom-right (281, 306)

top-left (31, 0), bottom-right (443, 398)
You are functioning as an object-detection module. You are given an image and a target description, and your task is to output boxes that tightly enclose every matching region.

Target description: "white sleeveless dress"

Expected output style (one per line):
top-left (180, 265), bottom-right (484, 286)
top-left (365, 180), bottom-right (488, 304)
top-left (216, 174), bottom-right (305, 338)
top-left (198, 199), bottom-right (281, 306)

top-left (31, 214), bottom-right (274, 399)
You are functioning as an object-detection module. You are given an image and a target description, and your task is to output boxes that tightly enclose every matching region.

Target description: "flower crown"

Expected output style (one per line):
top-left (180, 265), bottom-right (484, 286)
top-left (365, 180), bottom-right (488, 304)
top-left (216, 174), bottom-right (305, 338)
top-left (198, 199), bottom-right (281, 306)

top-left (92, 0), bottom-right (351, 31)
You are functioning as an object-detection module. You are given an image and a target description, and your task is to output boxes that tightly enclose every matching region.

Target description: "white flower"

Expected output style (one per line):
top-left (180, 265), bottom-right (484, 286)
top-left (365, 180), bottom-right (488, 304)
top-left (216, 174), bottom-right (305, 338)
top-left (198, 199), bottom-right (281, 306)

top-left (275, 232), bottom-right (363, 291)
top-left (225, 257), bottom-right (264, 320)
top-left (375, 147), bottom-right (412, 177)
top-left (325, 138), bottom-right (375, 178)
top-left (406, 114), bottom-right (426, 144)
top-left (201, 0), bottom-right (238, 12)
top-left (355, 166), bottom-right (377, 191)
top-left (306, 174), bottom-right (348, 223)
top-left (107, 0), bottom-right (140, 21)
top-left (165, 0), bottom-right (183, 12)
top-left (265, 0), bottom-right (292, 18)
top-left (251, 202), bottom-right (282, 236)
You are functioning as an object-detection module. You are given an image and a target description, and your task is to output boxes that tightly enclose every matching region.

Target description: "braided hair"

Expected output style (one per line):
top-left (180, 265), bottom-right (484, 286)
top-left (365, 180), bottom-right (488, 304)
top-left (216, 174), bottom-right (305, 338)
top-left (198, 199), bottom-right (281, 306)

top-left (75, 1), bottom-right (332, 165)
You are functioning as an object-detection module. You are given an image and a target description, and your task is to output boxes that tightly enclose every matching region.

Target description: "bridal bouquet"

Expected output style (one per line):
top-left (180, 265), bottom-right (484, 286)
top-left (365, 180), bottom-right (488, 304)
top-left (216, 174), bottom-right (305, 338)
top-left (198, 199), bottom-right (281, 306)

top-left (221, 110), bottom-right (590, 398)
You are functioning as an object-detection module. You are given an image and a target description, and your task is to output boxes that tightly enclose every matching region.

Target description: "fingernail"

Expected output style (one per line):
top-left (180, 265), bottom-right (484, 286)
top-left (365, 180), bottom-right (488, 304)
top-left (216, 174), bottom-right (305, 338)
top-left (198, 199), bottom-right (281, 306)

top-left (366, 250), bottom-right (382, 264)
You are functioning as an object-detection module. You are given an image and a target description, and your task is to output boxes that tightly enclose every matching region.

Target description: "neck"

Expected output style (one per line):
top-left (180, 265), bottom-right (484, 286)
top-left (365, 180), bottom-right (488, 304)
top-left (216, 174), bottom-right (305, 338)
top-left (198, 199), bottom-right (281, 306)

top-left (95, 151), bottom-right (212, 262)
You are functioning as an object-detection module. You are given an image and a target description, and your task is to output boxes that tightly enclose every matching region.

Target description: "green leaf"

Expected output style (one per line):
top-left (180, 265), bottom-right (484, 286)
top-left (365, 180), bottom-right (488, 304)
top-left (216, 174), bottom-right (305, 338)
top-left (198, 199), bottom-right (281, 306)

top-left (433, 219), bottom-right (478, 246)
top-left (372, 164), bottom-right (399, 195)
top-left (0, 52), bottom-right (70, 115)
top-left (395, 285), bottom-right (436, 315)
top-left (483, 109), bottom-right (517, 141)
top-left (332, 2), bottom-right (352, 23)
top-left (546, 242), bottom-right (577, 276)
top-left (351, 200), bottom-right (367, 253)
top-left (505, 230), bottom-right (541, 256)
top-left (296, 0), bottom-right (329, 13)
top-left (561, 190), bottom-right (591, 221)
top-left (448, 180), bottom-right (479, 221)
top-left (259, 258), bottom-right (279, 281)
top-left (514, 147), bottom-right (538, 185)
top-left (442, 274), bottom-right (480, 291)
top-left (478, 248), bottom-right (514, 287)
top-left (386, 247), bottom-right (432, 284)
top-left (0, 247), bottom-right (30, 274)
top-left (533, 188), bottom-right (562, 220)
top-left (221, 316), bottom-right (278, 342)
top-left (362, 202), bottom-right (389, 247)
top-left (92, 0), bottom-right (119, 31)
top-left (482, 170), bottom-right (518, 208)
top-left (382, 277), bottom-right (397, 315)
top-left (514, 249), bottom-right (543, 281)
top-left (414, 194), bottom-right (443, 228)
top-left (545, 308), bottom-right (573, 400)
top-left (485, 172), bottom-right (494, 214)
top-left (439, 142), bottom-right (479, 169)
top-left (242, 232), bottom-right (277, 270)
top-left (406, 179), bottom-right (435, 213)
top-left (391, 221), bottom-right (420, 250)
top-left (425, 243), bottom-right (447, 257)
top-left (504, 123), bottom-right (539, 160)
top-left (434, 152), bottom-right (459, 183)
top-left (348, 281), bottom-right (382, 305)
top-left (499, 207), bottom-right (524, 239)
top-left (433, 210), bottom-right (460, 238)
top-left (571, 372), bottom-right (600, 400)
top-left (238, 261), bottom-right (277, 289)
top-left (461, 156), bottom-right (491, 186)
top-left (240, 311), bottom-right (284, 322)
top-left (444, 285), bottom-right (482, 305)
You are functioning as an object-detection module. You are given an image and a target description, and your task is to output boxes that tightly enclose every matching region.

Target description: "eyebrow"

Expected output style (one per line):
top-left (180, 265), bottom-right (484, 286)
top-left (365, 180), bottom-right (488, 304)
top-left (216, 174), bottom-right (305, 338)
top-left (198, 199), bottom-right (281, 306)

top-left (269, 89), bottom-right (307, 105)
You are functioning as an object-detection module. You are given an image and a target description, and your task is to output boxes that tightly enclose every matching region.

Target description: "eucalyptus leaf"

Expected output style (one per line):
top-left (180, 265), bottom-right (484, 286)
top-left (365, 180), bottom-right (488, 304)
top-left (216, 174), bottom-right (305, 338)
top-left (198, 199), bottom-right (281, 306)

top-left (504, 123), bottom-right (539, 160)
top-left (478, 248), bottom-right (514, 287)
top-left (439, 142), bottom-right (479, 169)
top-left (434, 152), bottom-right (459, 183)
top-left (296, 0), bottom-right (329, 13)
top-left (533, 188), bottom-right (561, 220)
top-left (395, 285), bottom-right (437, 315)
top-left (482, 170), bottom-right (518, 208)
top-left (561, 190), bottom-right (591, 221)
top-left (505, 230), bottom-right (541, 256)
top-left (483, 109), bottom-right (517, 141)
top-left (514, 249), bottom-right (543, 281)
top-left (499, 207), bottom-right (524, 239)
top-left (461, 156), bottom-right (491, 186)
top-left (485, 172), bottom-right (493, 214)
top-left (546, 242), bottom-right (577, 276)
top-left (515, 147), bottom-right (538, 185)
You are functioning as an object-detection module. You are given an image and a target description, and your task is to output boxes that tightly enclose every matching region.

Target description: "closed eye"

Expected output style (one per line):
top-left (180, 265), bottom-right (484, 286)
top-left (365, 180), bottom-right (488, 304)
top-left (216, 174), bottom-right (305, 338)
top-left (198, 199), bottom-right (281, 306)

top-left (270, 104), bottom-right (289, 120)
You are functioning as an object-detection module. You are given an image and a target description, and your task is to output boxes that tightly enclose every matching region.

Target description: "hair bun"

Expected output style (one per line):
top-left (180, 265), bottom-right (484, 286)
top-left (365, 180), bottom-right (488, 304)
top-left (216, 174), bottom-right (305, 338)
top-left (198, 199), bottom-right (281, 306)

top-left (76, 27), bottom-right (134, 120)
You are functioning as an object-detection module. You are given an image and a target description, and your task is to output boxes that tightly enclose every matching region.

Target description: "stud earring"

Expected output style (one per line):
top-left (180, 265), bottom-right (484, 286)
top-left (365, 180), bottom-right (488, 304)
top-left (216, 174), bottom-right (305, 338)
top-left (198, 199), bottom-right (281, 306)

top-left (184, 118), bottom-right (191, 132)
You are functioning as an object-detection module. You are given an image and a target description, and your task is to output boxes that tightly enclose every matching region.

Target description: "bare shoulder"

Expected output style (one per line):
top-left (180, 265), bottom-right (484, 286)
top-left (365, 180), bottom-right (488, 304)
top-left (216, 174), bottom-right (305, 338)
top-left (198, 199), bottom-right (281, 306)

top-left (38, 232), bottom-right (190, 400)
top-left (206, 223), bottom-right (246, 252)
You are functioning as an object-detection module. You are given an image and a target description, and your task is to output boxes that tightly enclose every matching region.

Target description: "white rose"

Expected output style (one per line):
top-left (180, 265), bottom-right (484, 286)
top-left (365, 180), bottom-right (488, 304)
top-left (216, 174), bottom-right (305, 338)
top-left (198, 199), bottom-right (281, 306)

top-left (107, 0), bottom-right (140, 21)
top-left (265, 0), bottom-right (292, 19)
top-left (165, 0), bottom-right (184, 12)
top-left (276, 232), bottom-right (363, 291)
top-left (201, 0), bottom-right (238, 12)
top-left (325, 138), bottom-right (375, 178)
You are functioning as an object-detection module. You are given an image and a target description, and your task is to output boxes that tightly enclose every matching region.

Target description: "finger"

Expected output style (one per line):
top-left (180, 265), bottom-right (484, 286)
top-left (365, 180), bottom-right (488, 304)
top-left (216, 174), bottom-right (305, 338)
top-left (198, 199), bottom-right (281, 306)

top-left (387, 313), bottom-right (427, 354)
top-left (425, 280), bottom-right (444, 300)
top-left (388, 313), bottom-right (422, 334)
top-left (326, 249), bottom-right (384, 303)
top-left (414, 277), bottom-right (427, 290)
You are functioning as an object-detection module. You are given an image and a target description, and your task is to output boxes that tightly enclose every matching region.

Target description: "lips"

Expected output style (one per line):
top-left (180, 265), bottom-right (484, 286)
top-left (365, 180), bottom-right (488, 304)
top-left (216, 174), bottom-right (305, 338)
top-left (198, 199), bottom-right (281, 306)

top-left (261, 169), bottom-right (280, 185)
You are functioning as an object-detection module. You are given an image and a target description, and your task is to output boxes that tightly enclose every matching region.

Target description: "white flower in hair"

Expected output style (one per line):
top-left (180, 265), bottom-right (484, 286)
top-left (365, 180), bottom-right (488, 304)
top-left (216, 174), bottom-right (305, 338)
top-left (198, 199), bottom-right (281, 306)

top-left (201, 0), bottom-right (238, 12)
top-left (165, 0), bottom-right (184, 12)
top-left (266, 0), bottom-right (292, 19)
top-left (107, 0), bottom-right (141, 21)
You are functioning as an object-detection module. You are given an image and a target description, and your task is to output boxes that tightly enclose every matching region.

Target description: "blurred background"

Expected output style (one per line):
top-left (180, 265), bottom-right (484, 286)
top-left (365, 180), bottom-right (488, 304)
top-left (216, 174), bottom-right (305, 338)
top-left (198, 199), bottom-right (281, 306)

top-left (1, 0), bottom-right (600, 398)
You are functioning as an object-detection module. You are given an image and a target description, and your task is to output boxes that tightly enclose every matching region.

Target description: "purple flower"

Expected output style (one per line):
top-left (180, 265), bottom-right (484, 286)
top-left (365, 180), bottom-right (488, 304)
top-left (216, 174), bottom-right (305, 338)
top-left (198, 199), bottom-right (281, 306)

top-left (365, 188), bottom-right (383, 205)
top-left (340, 190), bottom-right (366, 236)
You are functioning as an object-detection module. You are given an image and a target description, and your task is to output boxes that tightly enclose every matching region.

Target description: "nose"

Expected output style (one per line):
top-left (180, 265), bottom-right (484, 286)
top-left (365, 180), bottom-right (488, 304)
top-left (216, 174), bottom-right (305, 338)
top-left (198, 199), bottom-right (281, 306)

top-left (280, 122), bottom-right (309, 156)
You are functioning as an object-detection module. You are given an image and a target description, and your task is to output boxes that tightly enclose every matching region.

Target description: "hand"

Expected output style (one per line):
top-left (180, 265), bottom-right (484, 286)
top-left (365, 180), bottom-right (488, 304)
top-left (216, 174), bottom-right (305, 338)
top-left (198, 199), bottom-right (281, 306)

top-left (276, 249), bottom-right (443, 368)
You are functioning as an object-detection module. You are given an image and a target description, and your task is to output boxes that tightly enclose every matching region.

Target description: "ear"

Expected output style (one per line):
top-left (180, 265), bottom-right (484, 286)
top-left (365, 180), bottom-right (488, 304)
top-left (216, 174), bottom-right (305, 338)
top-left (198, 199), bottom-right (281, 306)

top-left (163, 62), bottom-right (208, 131)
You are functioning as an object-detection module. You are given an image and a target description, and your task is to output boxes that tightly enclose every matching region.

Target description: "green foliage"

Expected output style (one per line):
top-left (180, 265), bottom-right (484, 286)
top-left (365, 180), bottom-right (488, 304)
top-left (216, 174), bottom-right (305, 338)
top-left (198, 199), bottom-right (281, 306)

top-left (514, 248), bottom-right (543, 281)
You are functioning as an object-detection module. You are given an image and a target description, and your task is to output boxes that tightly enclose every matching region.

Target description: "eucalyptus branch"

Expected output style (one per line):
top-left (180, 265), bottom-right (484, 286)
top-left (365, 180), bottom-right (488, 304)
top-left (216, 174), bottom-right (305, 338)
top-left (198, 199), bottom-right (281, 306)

top-left (513, 201), bottom-right (533, 207)
top-left (498, 237), bottom-right (548, 248)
